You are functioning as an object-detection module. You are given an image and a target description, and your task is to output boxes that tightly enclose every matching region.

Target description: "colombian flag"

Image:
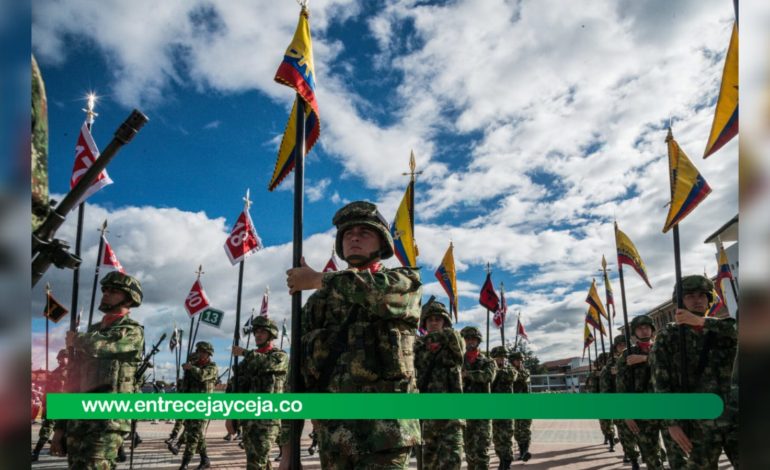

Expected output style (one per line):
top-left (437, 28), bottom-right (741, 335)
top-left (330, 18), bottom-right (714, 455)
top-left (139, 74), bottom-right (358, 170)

top-left (663, 130), bottom-right (712, 233)
top-left (585, 279), bottom-right (608, 320)
top-left (270, 8), bottom-right (321, 191)
top-left (585, 308), bottom-right (605, 336)
top-left (582, 322), bottom-right (595, 357)
top-left (615, 222), bottom-right (652, 288)
top-left (390, 184), bottom-right (418, 267)
top-left (434, 243), bottom-right (458, 321)
top-left (704, 22), bottom-right (738, 158)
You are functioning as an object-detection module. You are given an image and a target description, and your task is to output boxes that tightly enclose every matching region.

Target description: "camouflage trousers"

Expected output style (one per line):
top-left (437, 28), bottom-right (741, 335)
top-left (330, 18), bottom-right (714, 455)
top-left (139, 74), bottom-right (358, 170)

top-left (599, 419), bottom-right (615, 439)
top-left (421, 419), bottom-right (464, 470)
top-left (242, 420), bottom-right (280, 470)
top-left (181, 419), bottom-right (208, 459)
top-left (66, 428), bottom-right (125, 469)
top-left (685, 419), bottom-right (738, 469)
top-left (660, 424), bottom-right (687, 469)
top-left (633, 420), bottom-right (663, 470)
top-left (492, 419), bottom-right (514, 462)
top-left (319, 444), bottom-right (411, 470)
top-left (513, 419), bottom-right (532, 447)
top-left (463, 419), bottom-right (491, 470)
top-left (38, 418), bottom-right (56, 441)
top-left (171, 419), bottom-right (184, 436)
top-left (615, 420), bottom-right (639, 461)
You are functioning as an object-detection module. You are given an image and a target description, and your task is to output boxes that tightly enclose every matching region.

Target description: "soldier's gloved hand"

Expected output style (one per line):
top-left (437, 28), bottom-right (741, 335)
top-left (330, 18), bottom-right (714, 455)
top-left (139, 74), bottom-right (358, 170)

top-left (626, 354), bottom-right (648, 366)
top-left (50, 429), bottom-right (66, 456)
top-left (667, 424), bottom-right (692, 455)
top-left (286, 257), bottom-right (323, 294)
top-left (232, 345), bottom-right (246, 357)
top-left (182, 363), bottom-right (192, 370)
top-left (674, 309), bottom-right (706, 328)
top-left (625, 419), bottom-right (640, 434)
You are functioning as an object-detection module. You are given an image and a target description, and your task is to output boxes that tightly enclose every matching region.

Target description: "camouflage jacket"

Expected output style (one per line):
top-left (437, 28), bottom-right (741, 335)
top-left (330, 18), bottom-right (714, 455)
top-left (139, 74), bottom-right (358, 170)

top-left (239, 347), bottom-right (289, 394)
top-left (650, 318), bottom-right (737, 401)
top-left (491, 365), bottom-right (516, 394)
top-left (46, 364), bottom-right (68, 394)
top-left (183, 358), bottom-right (217, 394)
top-left (584, 370), bottom-right (601, 393)
top-left (512, 366), bottom-right (530, 394)
top-left (616, 345), bottom-right (653, 393)
top-left (599, 356), bottom-right (619, 394)
top-left (463, 352), bottom-right (496, 394)
top-left (301, 265), bottom-right (423, 454)
top-left (414, 328), bottom-right (464, 393)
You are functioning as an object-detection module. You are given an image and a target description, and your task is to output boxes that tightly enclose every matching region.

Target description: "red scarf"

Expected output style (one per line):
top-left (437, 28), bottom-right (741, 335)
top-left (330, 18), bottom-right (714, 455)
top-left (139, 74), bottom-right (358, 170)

top-left (428, 342), bottom-right (441, 352)
top-left (354, 261), bottom-right (383, 273)
top-left (100, 312), bottom-right (129, 329)
top-left (256, 343), bottom-right (273, 354)
top-left (465, 350), bottom-right (480, 365)
top-left (196, 356), bottom-right (210, 367)
top-left (637, 341), bottom-right (652, 353)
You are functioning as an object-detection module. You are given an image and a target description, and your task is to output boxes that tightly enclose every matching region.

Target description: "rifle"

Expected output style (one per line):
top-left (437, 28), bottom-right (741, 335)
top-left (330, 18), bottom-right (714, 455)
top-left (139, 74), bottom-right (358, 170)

top-left (31, 109), bottom-right (149, 287)
top-left (130, 333), bottom-right (166, 470)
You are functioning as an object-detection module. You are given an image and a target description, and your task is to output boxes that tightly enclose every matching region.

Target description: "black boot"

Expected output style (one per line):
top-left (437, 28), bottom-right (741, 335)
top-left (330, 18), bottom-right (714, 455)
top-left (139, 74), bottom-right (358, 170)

top-left (132, 433), bottom-right (142, 448)
top-left (603, 434), bottom-right (609, 445)
top-left (168, 441), bottom-right (181, 455)
top-left (608, 439), bottom-right (615, 452)
top-left (196, 451), bottom-right (211, 469)
top-left (31, 437), bottom-right (47, 461)
top-left (498, 457), bottom-right (513, 470)
top-left (165, 431), bottom-right (178, 445)
top-left (117, 445), bottom-right (127, 462)
top-left (520, 444), bottom-right (531, 462)
top-left (178, 454), bottom-right (193, 470)
top-left (623, 454), bottom-right (630, 463)
top-left (631, 458), bottom-right (640, 470)
top-left (223, 433), bottom-right (232, 441)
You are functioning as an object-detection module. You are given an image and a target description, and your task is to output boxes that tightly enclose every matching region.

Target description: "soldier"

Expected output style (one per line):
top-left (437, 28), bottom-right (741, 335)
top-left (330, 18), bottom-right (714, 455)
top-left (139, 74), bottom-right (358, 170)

top-left (460, 326), bottom-right (496, 470)
top-left (229, 316), bottom-right (289, 469)
top-left (617, 315), bottom-right (670, 469)
top-left (588, 352), bottom-right (616, 450)
top-left (50, 271), bottom-right (145, 469)
top-left (650, 275), bottom-right (738, 469)
top-left (279, 201), bottom-right (422, 469)
top-left (509, 351), bottom-right (532, 462)
top-left (490, 346), bottom-right (516, 470)
top-left (31, 349), bottom-right (68, 461)
top-left (601, 334), bottom-right (640, 469)
top-left (414, 298), bottom-right (465, 470)
top-left (169, 342), bottom-right (217, 469)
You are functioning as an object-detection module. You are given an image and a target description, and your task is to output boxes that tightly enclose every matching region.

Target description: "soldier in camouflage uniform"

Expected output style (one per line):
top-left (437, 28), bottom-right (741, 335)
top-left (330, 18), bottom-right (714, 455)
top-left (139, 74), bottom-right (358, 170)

top-left (490, 346), bottom-right (516, 470)
top-left (170, 341), bottom-right (217, 469)
top-left (650, 275), bottom-right (738, 469)
top-left (279, 201), bottom-right (422, 469)
top-left (230, 316), bottom-right (289, 469)
top-left (617, 315), bottom-right (668, 469)
top-left (509, 351), bottom-right (532, 462)
top-left (588, 352), bottom-right (616, 450)
top-left (414, 298), bottom-right (465, 470)
top-left (601, 334), bottom-right (640, 469)
top-left (32, 55), bottom-right (50, 231)
top-left (50, 271), bottom-right (145, 470)
top-left (31, 349), bottom-right (68, 461)
top-left (460, 326), bottom-right (496, 470)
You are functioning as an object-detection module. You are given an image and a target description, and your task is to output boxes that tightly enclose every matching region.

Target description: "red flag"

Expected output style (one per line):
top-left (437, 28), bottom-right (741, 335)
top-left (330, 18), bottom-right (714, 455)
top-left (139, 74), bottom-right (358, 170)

top-left (479, 273), bottom-right (499, 311)
top-left (224, 210), bottom-right (262, 265)
top-left (101, 236), bottom-right (125, 273)
top-left (517, 319), bottom-right (529, 341)
top-left (70, 122), bottom-right (113, 207)
top-left (184, 280), bottom-right (210, 317)
top-left (322, 256), bottom-right (338, 273)
top-left (493, 288), bottom-right (507, 328)
top-left (259, 290), bottom-right (269, 317)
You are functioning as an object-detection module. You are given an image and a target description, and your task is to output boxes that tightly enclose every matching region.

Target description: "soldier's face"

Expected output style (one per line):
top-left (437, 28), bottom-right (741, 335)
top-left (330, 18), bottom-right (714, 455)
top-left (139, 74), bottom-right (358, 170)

top-left (99, 287), bottom-right (129, 313)
top-left (615, 343), bottom-right (627, 354)
top-left (197, 351), bottom-right (211, 363)
top-left (465, 337), bottom-right (480, 350)
top-left (634, 325), bottom-right (653, 340)
top-left (494, 357), bottom-right (505, 367)
top-left (254, 328), bottom-right (271, 346)
top-left (425, 315), bottom-right (444, 333)
top-left (342, 225), bottom-right (381, 260)
top-left (58, 356), bottom-right (68, 366)
top-left (683, 291), bottom-right (709, 314)
top-left (512, 359), bottom-right (522, 368)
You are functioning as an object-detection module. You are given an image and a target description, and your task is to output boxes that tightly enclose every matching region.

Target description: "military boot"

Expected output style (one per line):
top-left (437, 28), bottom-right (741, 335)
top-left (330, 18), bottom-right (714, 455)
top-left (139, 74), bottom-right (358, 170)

top-left (603, 434), bottom-right (609, 445)
top-left (168, 440), bottom-right (181, 455)
top-left (630, 458), bottom-right (640, 470)
top-left (518, 444), bottom-right (531, 462)
top-left (164, 431), bottom-right (178, 445)
top-left (31, 438), bottom-right (46, 461)
top-left (498, 457), bottom-right (512, 470)
top-left (196, 450), bottom-right (211, 469)
top-left (608, 439), bottom-right (615, 452)
top-left (178, 454), bottom-right (192, 470)
top-left (117, 445), bottom-right (127, 462)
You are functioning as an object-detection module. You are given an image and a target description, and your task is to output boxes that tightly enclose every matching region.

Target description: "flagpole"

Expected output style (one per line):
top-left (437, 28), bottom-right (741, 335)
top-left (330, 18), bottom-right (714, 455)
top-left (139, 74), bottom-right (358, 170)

top-left (245, 308), bottom-right (256, 350)
top-left (485, 263), bottom-right (491, 355)
top-left (615, 227), bottom-right (633, 349)
top-left (513, 310), bottom-right (520, 350)
top-left (280, 319), bottom-right (286, 350)
top-left (599, 258), bottom-right (614, 349)
top-left (499, 282), bottom-right (506, 347)
top-left (587, 341), bottom-right (592, 374)
top-left (45, 283), bottom-right (51, 373)
top-left (402, 150), bottom-right (422, 266)
top-left (87, 219), bottom-right (108, 328)
top-left (595, 286), bottom-right (606, 357)
top-left (231, 189), bottom-right (251, 393)
top-left (717, 237), bottom-right (740, 306)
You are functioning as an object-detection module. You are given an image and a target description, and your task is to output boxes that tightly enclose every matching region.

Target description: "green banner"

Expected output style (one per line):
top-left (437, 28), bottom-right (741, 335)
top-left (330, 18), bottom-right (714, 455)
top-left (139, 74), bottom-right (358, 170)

top-left (46, 393), bottom-right (723, 420)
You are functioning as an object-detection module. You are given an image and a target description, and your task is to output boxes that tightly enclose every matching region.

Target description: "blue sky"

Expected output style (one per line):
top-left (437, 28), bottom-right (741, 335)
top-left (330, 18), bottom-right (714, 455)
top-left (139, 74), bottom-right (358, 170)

top-left (32, 0), bottom-right (738, 378)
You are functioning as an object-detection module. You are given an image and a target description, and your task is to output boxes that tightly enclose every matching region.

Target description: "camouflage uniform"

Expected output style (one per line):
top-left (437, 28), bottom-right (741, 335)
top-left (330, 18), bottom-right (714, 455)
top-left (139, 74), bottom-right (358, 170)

top-left (490, 346), bottom-right (516, 469)
top-left (298, 201), bottom-right (423, 469)
top-left (32, 350), bottom-right (69, 460)
top-left (236, 317), bottom-right (289, 470)
top-left (56, 272), bottom-right (145, 470)
top-left (414, 299), bottom-right (465, 470)
top-left (461, 326), bottom-right (496, 470)
top-left (178, 342), bottom-right (217, 469)
top-left (510, 352), bottom-right (532, 461)
top-left (650, 275), bottom-right (738, 469)
top-left (32, 55), bottom-right (49, 231)
top-left (600, 343), bottom-right (639, 465)
top-left (617, 316), bottom-right (665, 469)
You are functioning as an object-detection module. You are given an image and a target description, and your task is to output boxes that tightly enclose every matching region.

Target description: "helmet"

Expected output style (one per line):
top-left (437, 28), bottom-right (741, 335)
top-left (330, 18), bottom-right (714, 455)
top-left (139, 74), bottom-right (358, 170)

top-left (509, 351), bottom-right (524, 361)
top-left (195, 341), bottom-right (214, 355)
top-left (250, 316), bottom-right (279, 340)
top-left (490, 346), bottom-right (508, 358)
top-left (420, 297), bottom-right (453, 329)
top-left (630, 315), bottom-right (655, 335)
top-left (673, 275), bottom-right (714, 304)
top-left (100, 271), bottom-right (143, 307)
top-left (57, 349), bottom-right (68, 359)
top-left (333, 201), bottom-right (394, 264)
top-left (613, 334), bottom-right (627, 351)
top-left (595, 352), bottom-right (609, 366)
top-left (460, 326), bottom-right (483, 342)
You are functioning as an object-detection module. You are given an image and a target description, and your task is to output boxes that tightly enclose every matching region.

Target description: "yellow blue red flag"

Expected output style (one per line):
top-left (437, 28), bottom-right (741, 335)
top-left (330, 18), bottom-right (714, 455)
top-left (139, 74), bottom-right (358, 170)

top-left (270, 7), bottom-right (320, 191)
top-left (585, 279), bottom-right (608, 320)
top-left (434, 242), bottom-right (458, 320)
top-left (615, 222), bottom-right (652, 288)
top-left (663, 130), bottom-right (712, 233)
top-left (706, 287), bottom-right (726, 318)
top-left (582, 322), bottom-right (594, 357)
top-left (601, 255), bottom-right (616, 317)
top-left (704, 22), bottom-right (738, 158)
top-left (585, 308), bottom-right (605, 336)
top-left (390, 184), bottom-right (417, 267)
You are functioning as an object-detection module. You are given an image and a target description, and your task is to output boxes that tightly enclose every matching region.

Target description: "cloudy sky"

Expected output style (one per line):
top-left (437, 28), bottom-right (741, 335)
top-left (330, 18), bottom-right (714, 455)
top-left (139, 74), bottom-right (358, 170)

top-left (31, 0), bottom-right (738, 379)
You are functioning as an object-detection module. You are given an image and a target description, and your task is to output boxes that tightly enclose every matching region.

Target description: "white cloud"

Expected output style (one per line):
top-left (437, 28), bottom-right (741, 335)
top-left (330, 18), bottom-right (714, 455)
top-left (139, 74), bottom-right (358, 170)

top-left (306, 178), bottom-right (331, 203)
top-left (203, 120), bottom-right (221, 130)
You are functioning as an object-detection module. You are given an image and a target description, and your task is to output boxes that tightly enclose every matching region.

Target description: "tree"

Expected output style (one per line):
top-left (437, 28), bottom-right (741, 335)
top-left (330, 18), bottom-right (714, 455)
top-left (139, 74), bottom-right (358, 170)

top-left (507, 340), bottom-right (545, 374)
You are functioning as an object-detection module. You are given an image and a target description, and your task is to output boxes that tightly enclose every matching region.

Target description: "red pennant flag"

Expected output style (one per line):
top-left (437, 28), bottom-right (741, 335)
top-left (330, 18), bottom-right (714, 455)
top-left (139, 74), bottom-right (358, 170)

top-left (184, 280), bottom-right (210, 317)
top-left (224, 210), bottom-right (262, 265)
top-left (322, 256), bottom-right (338, 273)
top-left (259, 290), bottom-right (269, 317)
top-left (493, 288), bottom-right (507, 328)
top-left (101, 236), bottom-right (125, 273)
top-left (517, 318), bottom-right (529, 341)
top-left (479, 273), bottom-right (499, 311)
top-left (70, 122), bottom-right (113, 207)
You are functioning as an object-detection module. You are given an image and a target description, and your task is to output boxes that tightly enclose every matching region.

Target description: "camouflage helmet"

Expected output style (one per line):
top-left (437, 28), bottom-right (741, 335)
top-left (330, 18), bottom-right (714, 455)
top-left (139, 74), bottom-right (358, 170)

top-left (100, 271), bottom-right (143, 307)
top-left (509, 351), bottom-right (524, 361)
top-left (612, 334), bottom-right (627, 350)
top-left (420, 297), bottom-right (453, 329)
top-left (673, 274), bottom-right (714, 304)
top-left (332, 201), bottom-right (394, 263)
top-left (250, 316), bottom-right (279, 340)
top-left (490, 346), bottom-right (508, 358)
top-left (460, 326), bottom-right (483, 342)
top-left (595, 352), bottom-right (608, 366)
top-left (57, 349), bottom-right (68, 359)
top-left (195, 341), bottom-right (214, 355)
top-left (630, 315), bottom-right (655, 335)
